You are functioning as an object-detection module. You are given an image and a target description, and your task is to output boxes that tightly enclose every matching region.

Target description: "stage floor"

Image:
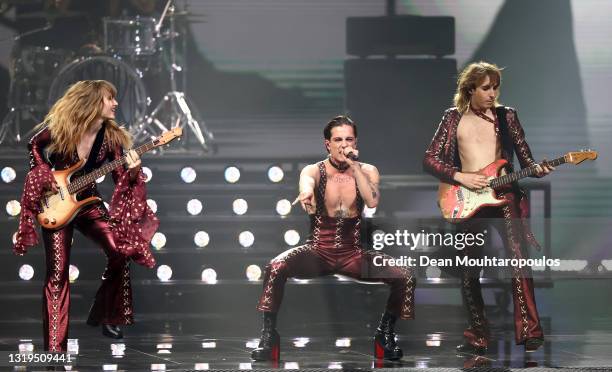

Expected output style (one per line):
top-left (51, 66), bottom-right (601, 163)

top-left (2, 317), bottom-right (612, 371)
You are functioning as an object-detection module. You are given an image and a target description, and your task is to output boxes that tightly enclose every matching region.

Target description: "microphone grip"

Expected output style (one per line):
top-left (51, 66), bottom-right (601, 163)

top-left (346, 152), bottom-right (359, 161)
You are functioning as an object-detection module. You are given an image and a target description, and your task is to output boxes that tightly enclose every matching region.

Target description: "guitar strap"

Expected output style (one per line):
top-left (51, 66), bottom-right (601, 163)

top-left (495, 106), bottom-right (515, 167)
top-left (81, 123), bottom-right (106, 173)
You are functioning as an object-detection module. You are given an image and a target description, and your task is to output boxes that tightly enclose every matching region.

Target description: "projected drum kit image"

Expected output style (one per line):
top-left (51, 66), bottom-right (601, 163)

top-left (0, 0), bottom-right (214, 152)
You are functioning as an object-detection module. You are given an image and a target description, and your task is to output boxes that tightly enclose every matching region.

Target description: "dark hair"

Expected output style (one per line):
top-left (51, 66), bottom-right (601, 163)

top-left (323, 115), bottom-right (357, 140)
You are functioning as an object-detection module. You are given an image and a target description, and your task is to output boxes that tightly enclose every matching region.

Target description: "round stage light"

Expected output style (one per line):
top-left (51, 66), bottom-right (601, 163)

top-left (96, 175), bottom-right (105, 183)
top-left (284, 230), bottom-right (300, 246)
top-left (180, 166), bottom-right (196, 183)
top-left (267, 166), bottom-right (284, 183)
top-left (275, 199), bottom-right (291, 216)
top-left (157, 265), bottom-right (172, 281)
top-left (19, 264), bottom-right (34, 280)
top-left (232, 198), bottom-right (248, 215)
top-left (142, 166), bottom-right (152, 183)
top-left (147, 199), bottom-right (158, 213)
top-left (69, 265), bottom-right (79, 282)
top-left (187, 199), bottom-right (203, 215)
top-left (239, 231), bottom-right (255, 248)
top-left (1, 167), bottom-right (16, 183)
top-left (224, 166), bottom-right (241, 183)
top-left (363, 206), bottom-right (377, 218)
top-left (151, 232), bottom-right (167, 249)
top-left (201, 268), bottom-right (217, 283)
top-left (194, 231), bottom-right (210, 248)
top-left (426, 266), bottom-right (441, 280)
top-left (6, 200), bottom-right (21, 216)
top-left (245, 264), bottom-right (262, 281)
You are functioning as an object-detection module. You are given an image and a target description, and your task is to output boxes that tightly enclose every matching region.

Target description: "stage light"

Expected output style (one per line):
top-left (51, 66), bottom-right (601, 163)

top-left (18, 342), bottom-right (34, 353)
top-left (293, 337), bottom-right (309, 348)
top-left (194, 231), bottom-right (210, 248)
top-left (328, 362), bottom-right (342, 369)
top-left (552, 259), bottom-right (587, 271)
top-left (1, 166), bottom-right (16, 183)
top-left (180, 166), bottom-right (196, 183)
top-left (69, 265), bottom-right (79, 282)
top-left (157, 265), bottom-right (172, 281)
top-left (232, 198), bottom-right (248, 215)
top-left (6, 200), bottom-right (21, 216)
top-left (96, 175), bottom-right (105, 183)
top-left (363, 206), bottom-right (376, 218)
top-left (201, 341), bottom-right (216, 349)
top-left (239, 363), bottom-right (252, 370)
top-left (194, 363), bottom-right (210, 370)
top-left (239, 231), bottom-right (255, 248)
top-left (111, 343), bottom-right (125, 357)
top-left (267, 165), bottom-right (284, 183)
top-left (245, 265), bottom-right (262, 281)
top-left (245, 339), bottom-right (259, 348)
top-left (426, 266), bottom-right (441, 280)
top-left (201, 268), bottom-right (217, 283)
top-left (187, 199), bottom-right (203, 215)
top-left (142, 166), bottom-right (152, 183)
top-left (67, 338), bottom-right (79, 355)
top-left (151, 364), bottom-right (166, 371)
top-left (426, 333), bottom-right (442, 347)
top-left (224, 166), bottom-right (241, 183)
top-left (103, 365), bottom-right (118, 371)
top-left (157, 343), bottom-right (172, 349)
top-left (147, 199), bottom-right (158, 213)
top-left (284, 362), bottom-right (299, 369)
top-left (416, 360), bottom-right (429, 368)
top-left (284, 230), bottom-right (300, 246)
top-left (151, 232), bottom-right (167, 249)
top-left (335, 338), bottom-right (351, 347)
top-left (275, 199), bottom-right (291, 216)
top-left (19, 264), bottom-right (34, 281)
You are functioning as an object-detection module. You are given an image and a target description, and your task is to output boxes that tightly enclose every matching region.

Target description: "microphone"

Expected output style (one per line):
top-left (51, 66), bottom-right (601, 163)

top-left (345, 151), bottom-right (359, 161)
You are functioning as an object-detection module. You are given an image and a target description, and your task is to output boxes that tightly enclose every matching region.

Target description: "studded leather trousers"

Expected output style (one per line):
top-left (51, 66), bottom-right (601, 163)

top-left (459, 191), bottom-right (543, 347)
top-left (42, 203), bottom-right (133, 352)
top-left (257, 215), bottom-right (415, 319)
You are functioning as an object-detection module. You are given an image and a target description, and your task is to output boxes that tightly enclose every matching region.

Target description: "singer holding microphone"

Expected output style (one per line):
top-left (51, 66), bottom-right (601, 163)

top-left (250, 115), bottom-right (416, 361)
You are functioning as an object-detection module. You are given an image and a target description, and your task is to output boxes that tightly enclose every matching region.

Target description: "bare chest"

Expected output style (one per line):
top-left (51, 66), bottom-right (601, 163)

top-left (457, 115), bottom-right (497, 147)
top-left (77, 134), bottom-right (98, 161)
top-left (321, 172), bottom-right (358, 217)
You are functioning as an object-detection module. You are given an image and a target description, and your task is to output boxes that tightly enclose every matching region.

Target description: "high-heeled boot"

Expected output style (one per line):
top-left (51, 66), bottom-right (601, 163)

top-left (251, 312), bottom-right (280, 361)
top-left (374, 311), bottom-right (403, 360)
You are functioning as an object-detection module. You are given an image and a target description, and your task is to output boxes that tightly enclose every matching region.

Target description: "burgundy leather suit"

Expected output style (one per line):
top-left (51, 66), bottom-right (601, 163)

top-left (257, 161), bottom-right (415, 320)
top-left (423, 107), bottom-right (544, 347)
top-left (16, 124), bottom-right (157, 352)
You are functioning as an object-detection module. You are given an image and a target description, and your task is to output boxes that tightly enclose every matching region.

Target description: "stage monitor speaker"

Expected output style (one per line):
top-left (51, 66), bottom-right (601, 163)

top-left (344, 58), bottom-right (456, 174)
top-left (346, 15), bottom-right (455, 57)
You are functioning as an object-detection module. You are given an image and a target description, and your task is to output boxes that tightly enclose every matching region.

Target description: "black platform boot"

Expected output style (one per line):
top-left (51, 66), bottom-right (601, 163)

top-left (374, 311), bottom-right (403, 360)
top-left (251, 312), bottom-right (280, 361)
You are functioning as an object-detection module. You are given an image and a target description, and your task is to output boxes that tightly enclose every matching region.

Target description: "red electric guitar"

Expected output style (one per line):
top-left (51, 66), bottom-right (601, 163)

top-left (437, 150), bottom-right (598, 222)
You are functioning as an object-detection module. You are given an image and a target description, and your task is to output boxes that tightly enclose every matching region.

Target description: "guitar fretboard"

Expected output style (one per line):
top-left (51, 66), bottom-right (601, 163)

top-left (489, 156), bottom-right (566, 189)
top-left (67, 140), bottom-right (159, 195)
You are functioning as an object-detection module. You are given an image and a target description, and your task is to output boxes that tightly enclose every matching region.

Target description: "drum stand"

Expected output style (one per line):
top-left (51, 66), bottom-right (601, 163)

top-left (132, 1), bottom-right (214, 152)
top-left (0, 107), bottom-right (42, 145)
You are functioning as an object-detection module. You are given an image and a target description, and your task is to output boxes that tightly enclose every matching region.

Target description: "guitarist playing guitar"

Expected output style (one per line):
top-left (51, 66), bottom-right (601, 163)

top-left (424, 62), bottom-right (554, 355)
top-left (13, 80), bottom-right (162, 352)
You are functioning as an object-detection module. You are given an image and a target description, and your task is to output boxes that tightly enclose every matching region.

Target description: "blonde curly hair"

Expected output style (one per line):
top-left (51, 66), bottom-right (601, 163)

top-left (36, 80), bottom-right (132, 157)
